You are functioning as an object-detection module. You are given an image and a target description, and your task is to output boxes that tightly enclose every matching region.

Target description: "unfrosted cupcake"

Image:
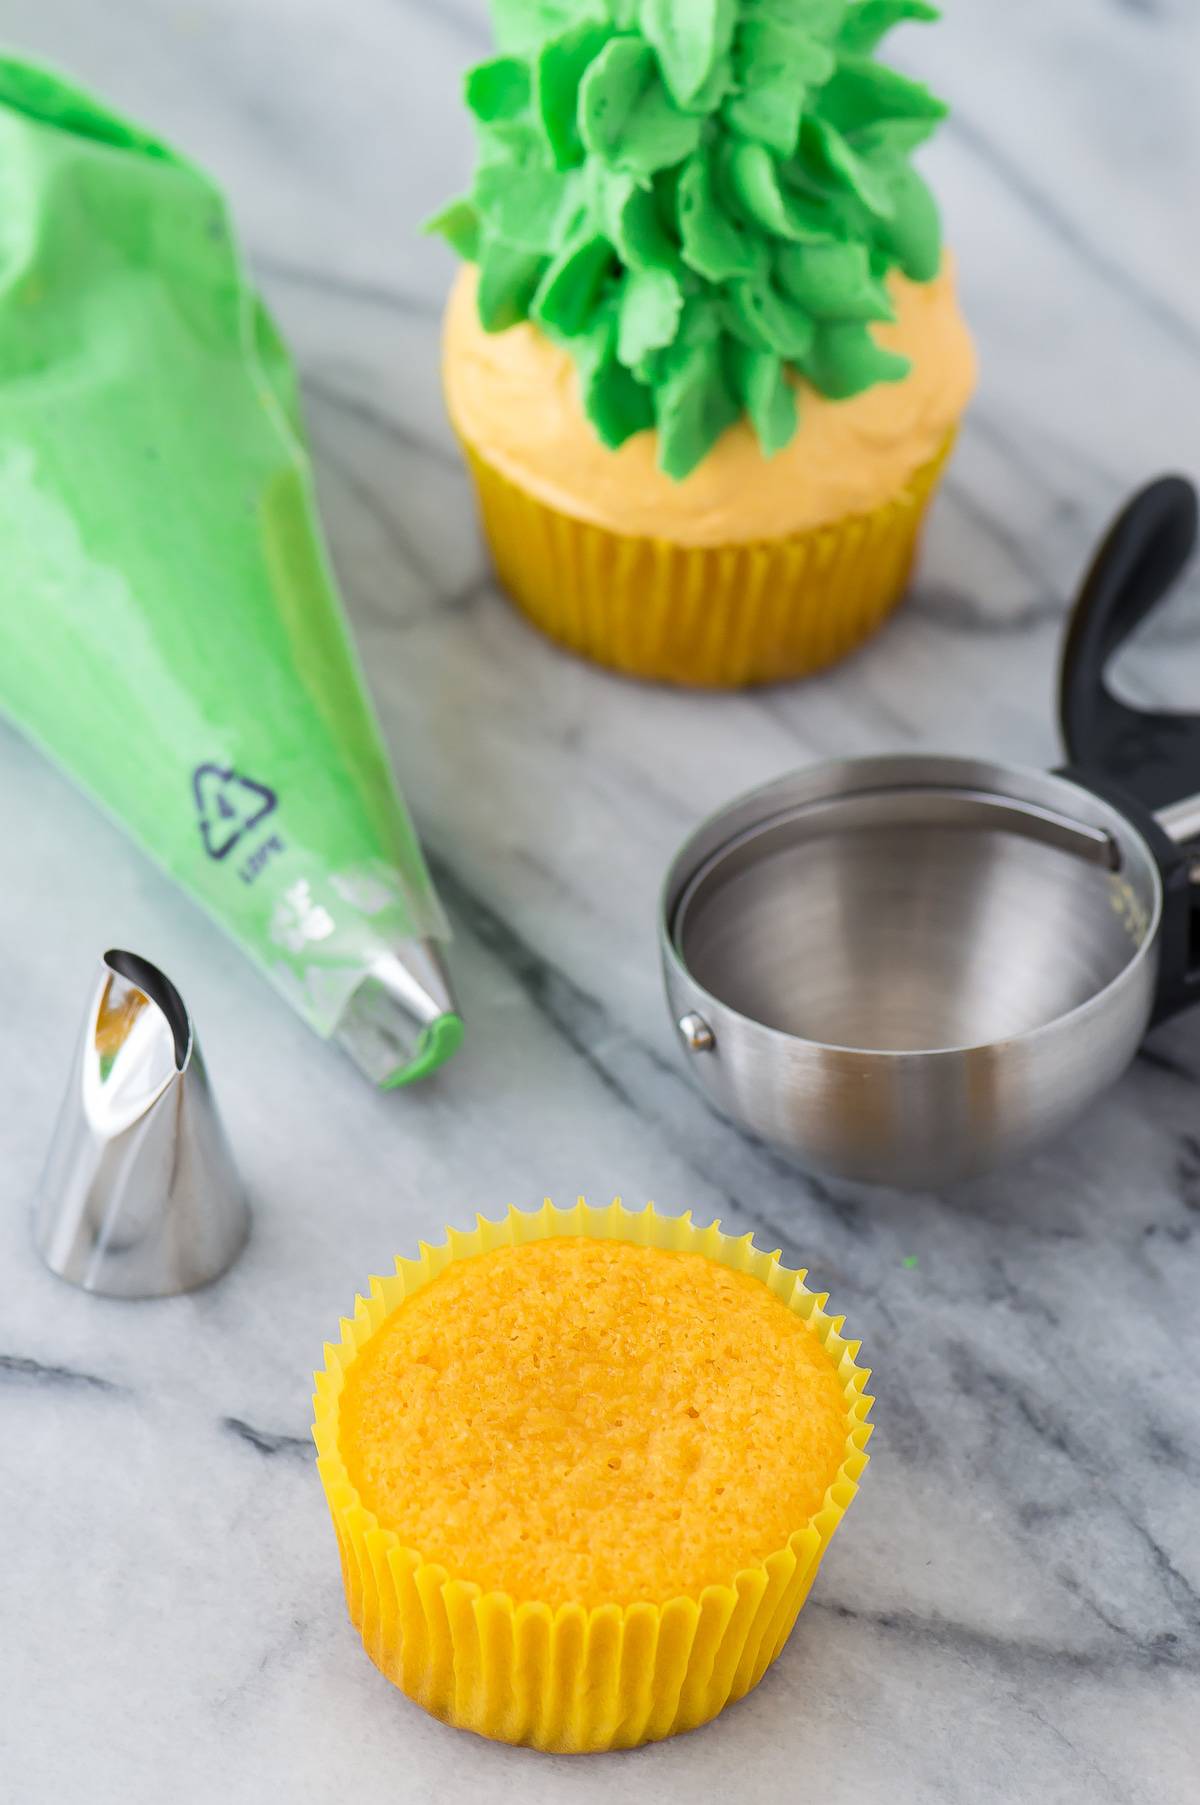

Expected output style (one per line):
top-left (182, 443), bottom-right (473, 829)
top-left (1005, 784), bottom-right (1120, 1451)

top-left (431, 1), bottom-right (974, 686)
top-left (313, 1201), bottom-right (872, 1753)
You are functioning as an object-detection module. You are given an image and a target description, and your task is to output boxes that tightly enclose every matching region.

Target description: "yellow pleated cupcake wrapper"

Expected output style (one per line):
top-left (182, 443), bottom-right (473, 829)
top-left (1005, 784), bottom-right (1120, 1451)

top-left (313, 1200), bottom-right (872, 1753)
top-left (461, 434), bottom-right (955, 687)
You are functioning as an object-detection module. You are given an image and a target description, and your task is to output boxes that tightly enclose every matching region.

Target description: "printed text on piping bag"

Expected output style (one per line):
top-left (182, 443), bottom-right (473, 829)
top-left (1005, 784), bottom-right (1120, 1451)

top-left (0, 61), bottom-right (462, 1086)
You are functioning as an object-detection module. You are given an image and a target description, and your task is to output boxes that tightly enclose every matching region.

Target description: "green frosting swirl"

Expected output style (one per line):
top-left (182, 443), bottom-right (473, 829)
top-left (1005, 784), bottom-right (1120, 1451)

top-left (431, 0), bottom-right (947, 480)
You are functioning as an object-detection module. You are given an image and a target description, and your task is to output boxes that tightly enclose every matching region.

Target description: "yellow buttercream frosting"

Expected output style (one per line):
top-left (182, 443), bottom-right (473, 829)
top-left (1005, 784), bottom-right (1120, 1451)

top-left (443, 258), bottom-right (974, 549)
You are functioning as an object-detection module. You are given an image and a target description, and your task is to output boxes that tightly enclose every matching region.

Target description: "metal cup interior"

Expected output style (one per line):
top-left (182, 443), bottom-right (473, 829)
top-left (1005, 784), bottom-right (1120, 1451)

top-left (662, 757), bottom-right (1163, 1185)
top-left (676, 790), bottom-right (1140, 1052)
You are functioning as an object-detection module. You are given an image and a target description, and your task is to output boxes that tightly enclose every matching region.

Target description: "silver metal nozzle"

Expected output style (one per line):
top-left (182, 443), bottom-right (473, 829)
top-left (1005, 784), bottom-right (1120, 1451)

top-left (33, 951), bottom-right (249, 1298)
top-left (333, 938), bottom-right (460, 1085)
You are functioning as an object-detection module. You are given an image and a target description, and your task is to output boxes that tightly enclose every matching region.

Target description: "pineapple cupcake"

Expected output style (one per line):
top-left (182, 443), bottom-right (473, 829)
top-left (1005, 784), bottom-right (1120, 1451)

top-left (432, 0), bottom-right (974, 686)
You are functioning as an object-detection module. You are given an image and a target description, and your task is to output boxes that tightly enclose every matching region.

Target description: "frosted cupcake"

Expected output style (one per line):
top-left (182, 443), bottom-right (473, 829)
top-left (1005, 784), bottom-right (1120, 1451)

top-left (313, 1201), bottom-right (872, 1752)
top-left (431, 1), bottom-right (974, 686)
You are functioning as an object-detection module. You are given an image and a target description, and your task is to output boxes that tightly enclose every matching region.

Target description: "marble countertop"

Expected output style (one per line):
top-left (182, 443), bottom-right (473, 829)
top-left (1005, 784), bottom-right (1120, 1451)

top-left (3, 2), bottom-right (1199, 1800)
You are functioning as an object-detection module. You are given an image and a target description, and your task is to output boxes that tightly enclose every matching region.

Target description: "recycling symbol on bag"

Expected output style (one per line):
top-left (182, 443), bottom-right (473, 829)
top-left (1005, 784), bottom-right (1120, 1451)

top-left (193, 763), bottom-right (278, 861)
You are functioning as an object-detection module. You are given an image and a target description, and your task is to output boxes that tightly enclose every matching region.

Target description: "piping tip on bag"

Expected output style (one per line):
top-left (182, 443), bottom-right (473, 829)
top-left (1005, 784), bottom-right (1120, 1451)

top-left (34, 951), bottom-right (249, 1298)
top-left (0, 60), bottom-right (462, 1087)
top-left (338, 938), bottom-right (464, 1088)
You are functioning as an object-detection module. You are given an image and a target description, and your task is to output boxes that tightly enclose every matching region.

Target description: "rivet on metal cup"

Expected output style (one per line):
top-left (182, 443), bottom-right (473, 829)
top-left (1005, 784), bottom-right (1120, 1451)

top-left (677, 1012), bottom-right (716, 1053)
top-left (33, 950), bottom-right (249, 1298)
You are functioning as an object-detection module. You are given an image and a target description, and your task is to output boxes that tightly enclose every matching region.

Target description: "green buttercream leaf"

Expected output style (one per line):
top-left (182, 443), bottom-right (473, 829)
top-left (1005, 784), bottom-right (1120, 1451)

top-left (587, 164), bottom-right (637, 233)
top-left (441, 0), bottom-right (950, 478)
top-left (775, 240), bottom-right (893, 320)
top-left (723, 139), bottom-right (845, 242)
top-left (821, 57), bottom-right (946, 135)
top-left (871, 160), bottom-right (941, 280)
top-left (590, 167), bottom-right (685, 274)
top-left (465, 55), bottom-right (532, 123)
top-left (803, 116), bottom-right (894, 217)
top-left (578, 37), bottom-right (703, 175)
top-left (725, 338), bottom-right (798, 454)
top-left (837, 0), bottom-right (938, 57)
top-left (724, 22), bottom-right (836, 156)
top-left (575, 310), bottom-right (656, 445)
top-left (638, 0), bottom-right (737, 108)
top-left (425, 197), bottom-right (481, 261)
top-left (535, 16), bottom-right (613, 168)
top-left (680, 52), bottom-right (735, 116)
top-left (474, 116), bottom-right (540, 168)
top-left (722, 79), bottom-right (801, 159)
top-left (723, 274), bottom-right (814, 358)
top-left (805, 319), bottom-right (909, 396)
top-left (675, 297), bottom-right (723, 347)
top-left (741, 0), bottom-right (845, 30)
top-left (476, 233), bottom-right (547, 330)
top-left (475, 149), bottom-right (581, 251)
top-left (491, 0), bottom-right (582, 55)
top-left (677, 149), bottom-right (759, 280)
top-left (849, 115), bottom-right (942, 157)
top-left (532, 231), bottom-right (618, 335)
top-left (655, 335), bottom-right (740, 479)
top-left (617, 264), bottom-right (684, 365)
top-left (776, 160), bottom-right (861, 237)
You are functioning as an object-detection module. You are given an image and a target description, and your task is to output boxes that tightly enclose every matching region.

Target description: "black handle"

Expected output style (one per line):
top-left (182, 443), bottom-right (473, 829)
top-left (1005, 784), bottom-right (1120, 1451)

top-left (1058, 474), bottom-right (1200, 1024)
top-left (1059, 474), bottom-right (1200, 811)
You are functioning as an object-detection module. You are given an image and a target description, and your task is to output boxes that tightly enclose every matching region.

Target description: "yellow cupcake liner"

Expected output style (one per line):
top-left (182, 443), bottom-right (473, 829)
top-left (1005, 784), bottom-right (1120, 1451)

top-left (312, 1199), bottom-right (873, 1754)
top-left (461, 433), bottom-right (954, 687)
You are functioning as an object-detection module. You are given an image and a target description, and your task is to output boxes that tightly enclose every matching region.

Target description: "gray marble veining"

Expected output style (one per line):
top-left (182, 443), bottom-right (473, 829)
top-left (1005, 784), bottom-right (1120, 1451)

top-left (1, 2), bottom-right (1198, 1801)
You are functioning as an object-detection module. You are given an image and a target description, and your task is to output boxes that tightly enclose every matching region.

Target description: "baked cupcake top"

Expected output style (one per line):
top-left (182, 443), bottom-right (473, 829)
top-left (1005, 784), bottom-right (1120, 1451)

top-left (337, 1235), bottom-right (850, 1608)
top-left (431, 0), bottom-right (957, 480)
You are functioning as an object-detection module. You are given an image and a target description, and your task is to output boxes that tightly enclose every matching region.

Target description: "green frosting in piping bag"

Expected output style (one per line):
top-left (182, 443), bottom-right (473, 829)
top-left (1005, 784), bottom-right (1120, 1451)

top-left (430, 0), bottom-right (948, 480)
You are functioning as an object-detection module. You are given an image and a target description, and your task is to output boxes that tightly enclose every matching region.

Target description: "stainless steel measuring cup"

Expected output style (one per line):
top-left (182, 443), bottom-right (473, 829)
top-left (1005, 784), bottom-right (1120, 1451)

top-left (660, 477), bottom-right (1200, 1187)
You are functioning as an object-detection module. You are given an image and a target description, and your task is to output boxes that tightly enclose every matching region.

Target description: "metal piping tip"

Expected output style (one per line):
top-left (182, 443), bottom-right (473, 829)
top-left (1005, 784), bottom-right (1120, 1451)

top-left (33, 951), bottom-right (249, 1298)
top-left (333, 938), bottom-right (463, 1087)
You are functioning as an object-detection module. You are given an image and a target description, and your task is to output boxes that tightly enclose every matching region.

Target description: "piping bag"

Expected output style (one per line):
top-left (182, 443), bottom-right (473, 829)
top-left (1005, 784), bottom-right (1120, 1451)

top-left (0, 61), bottom-right (462, 1086)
